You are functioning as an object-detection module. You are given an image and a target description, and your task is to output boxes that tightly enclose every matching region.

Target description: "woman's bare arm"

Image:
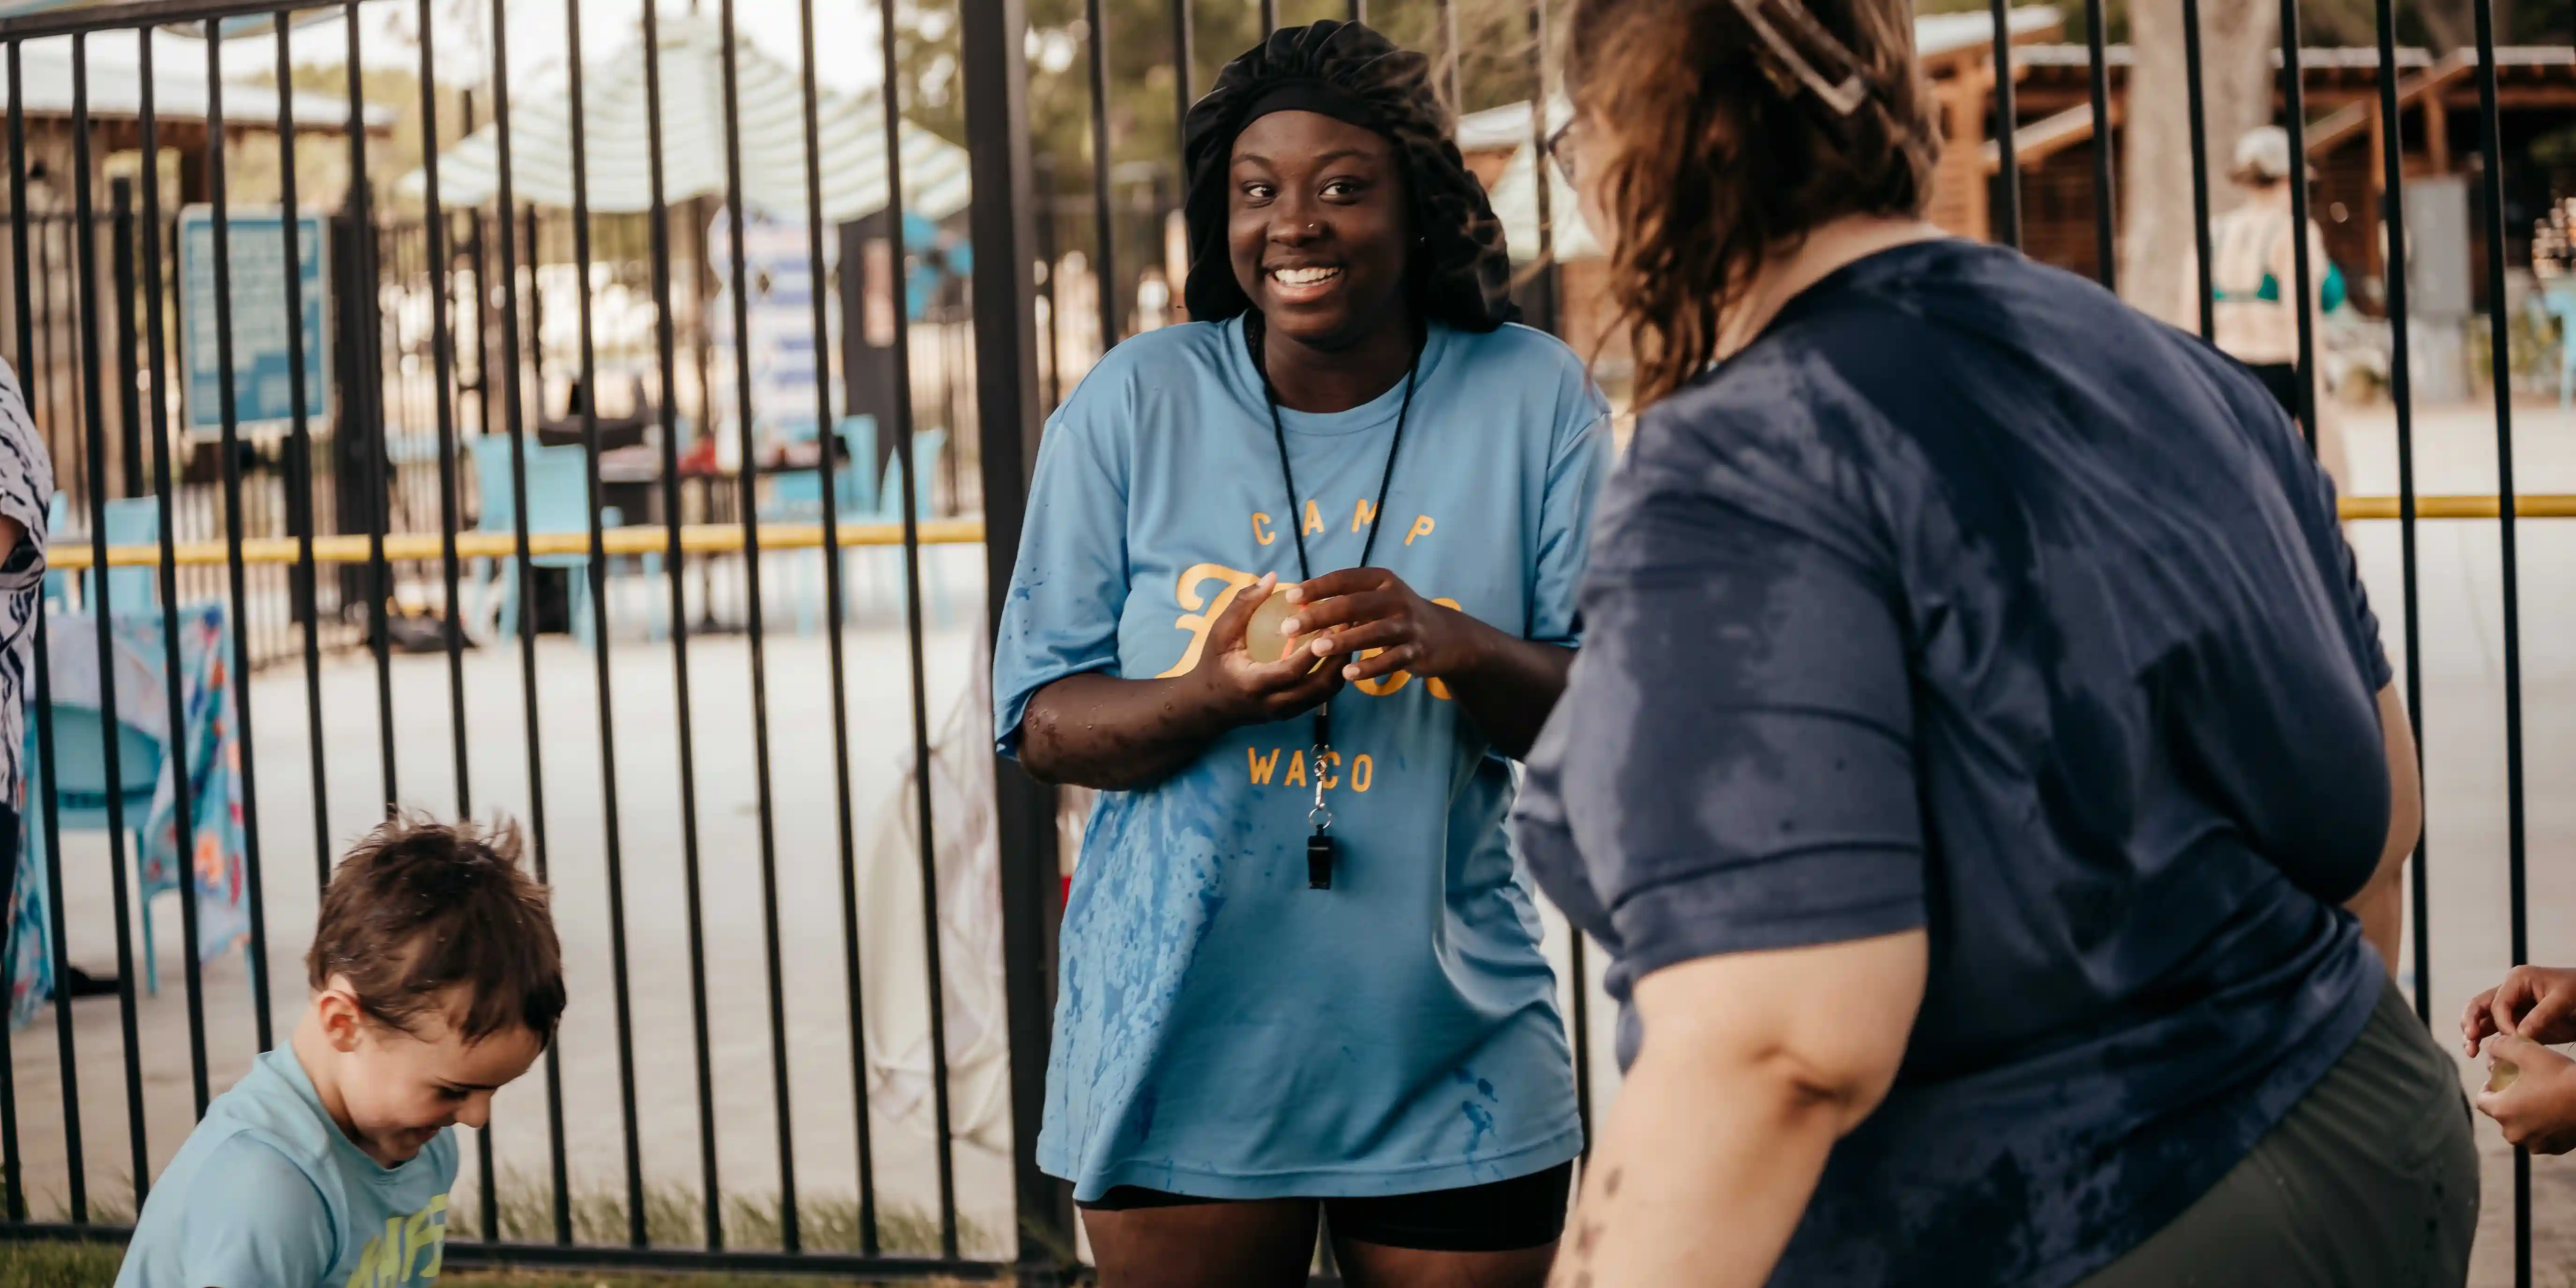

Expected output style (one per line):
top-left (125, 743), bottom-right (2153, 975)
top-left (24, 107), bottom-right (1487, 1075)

top-left (2347, 682), bottom-right (2421, 974)
top-left (1549, 932), bottom-right (1928, 1288)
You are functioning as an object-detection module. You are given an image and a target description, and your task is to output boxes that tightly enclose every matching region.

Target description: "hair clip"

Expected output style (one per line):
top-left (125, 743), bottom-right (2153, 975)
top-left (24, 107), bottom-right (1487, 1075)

top-left (1727, 0), bottom-right (1868, 117)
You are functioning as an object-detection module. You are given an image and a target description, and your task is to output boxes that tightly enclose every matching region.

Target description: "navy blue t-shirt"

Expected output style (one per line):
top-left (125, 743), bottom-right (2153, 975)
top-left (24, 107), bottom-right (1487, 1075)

top-left (1513, 239), bottom-right (2392, 1288)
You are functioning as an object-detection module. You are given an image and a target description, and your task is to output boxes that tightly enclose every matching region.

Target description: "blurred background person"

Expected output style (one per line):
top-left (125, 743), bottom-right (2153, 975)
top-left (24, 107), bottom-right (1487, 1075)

top-left (2211, 123), bottom-right (2353, 492)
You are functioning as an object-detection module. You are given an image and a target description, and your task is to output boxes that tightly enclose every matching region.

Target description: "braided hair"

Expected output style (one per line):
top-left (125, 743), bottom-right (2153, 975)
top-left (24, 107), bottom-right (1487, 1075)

top-left (1181, 20), bottom-right (1517, 333)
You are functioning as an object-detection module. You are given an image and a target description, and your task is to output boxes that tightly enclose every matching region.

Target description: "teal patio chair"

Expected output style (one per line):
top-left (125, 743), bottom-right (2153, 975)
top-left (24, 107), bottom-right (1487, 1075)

top-left (22, 702), bottom-right (202, 998)
top-left (469, 436), bottom-right (664, 645)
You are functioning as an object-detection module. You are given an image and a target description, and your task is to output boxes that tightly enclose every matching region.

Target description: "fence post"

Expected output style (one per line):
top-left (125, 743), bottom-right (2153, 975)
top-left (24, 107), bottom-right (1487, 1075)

top-left (958, 0), bottom-right (1074, 1274)
top-left (110, 176), bottom-right (138, 499)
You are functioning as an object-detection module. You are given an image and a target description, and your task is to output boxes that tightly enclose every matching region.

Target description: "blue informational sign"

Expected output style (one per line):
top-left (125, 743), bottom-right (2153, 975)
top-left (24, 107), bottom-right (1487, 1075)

top-left (178, 206), bottom-right (329, 436)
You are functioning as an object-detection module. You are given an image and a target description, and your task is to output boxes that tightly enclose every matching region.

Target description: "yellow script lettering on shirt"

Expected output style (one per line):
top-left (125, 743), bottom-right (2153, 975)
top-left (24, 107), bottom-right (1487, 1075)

top-left (344, 1194), bottom-right (447, 1286)
top-left (1159, 563), bottom-right (1263, 678)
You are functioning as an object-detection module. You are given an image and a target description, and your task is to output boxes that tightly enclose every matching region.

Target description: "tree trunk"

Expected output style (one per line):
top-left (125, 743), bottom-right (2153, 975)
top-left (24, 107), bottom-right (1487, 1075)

top-left (2119, 0), bottom-right (2284, 327)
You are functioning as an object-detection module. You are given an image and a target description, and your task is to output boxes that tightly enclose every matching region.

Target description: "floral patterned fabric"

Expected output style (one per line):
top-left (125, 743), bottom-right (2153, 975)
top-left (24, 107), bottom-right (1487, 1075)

top-left (11, 601), bottom-right (247, 1028)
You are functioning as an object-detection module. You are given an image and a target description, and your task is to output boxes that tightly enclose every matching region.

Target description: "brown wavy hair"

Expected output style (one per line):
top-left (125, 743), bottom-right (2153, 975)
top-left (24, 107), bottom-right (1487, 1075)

top-left (1566, 0), bottom-right (1940, 406)
top-left (309, 814), bottom-right (564, 1044)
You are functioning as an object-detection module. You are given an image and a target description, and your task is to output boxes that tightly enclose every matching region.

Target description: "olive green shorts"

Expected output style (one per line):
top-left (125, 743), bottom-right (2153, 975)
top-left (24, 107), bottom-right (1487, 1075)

top-left (2077, 977), bottom-right (2479, 1288)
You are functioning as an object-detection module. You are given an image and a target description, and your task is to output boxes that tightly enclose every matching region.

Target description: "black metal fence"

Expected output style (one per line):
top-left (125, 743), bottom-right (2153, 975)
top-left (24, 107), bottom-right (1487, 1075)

top-left (0, 0), bottom-right (2565, 1281)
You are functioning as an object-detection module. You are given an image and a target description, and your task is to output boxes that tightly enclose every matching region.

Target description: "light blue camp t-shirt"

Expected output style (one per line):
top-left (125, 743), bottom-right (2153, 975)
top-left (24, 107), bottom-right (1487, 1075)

top-left (117, 1047), bottom-right (459, 1288)
top-left (994, 315), bottom-right (1607, 1200)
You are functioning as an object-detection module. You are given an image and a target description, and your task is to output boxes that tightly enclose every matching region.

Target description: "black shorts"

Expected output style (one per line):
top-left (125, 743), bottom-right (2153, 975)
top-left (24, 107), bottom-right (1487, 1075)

top-left (1077, 1161), bottom-right (1574, 1252)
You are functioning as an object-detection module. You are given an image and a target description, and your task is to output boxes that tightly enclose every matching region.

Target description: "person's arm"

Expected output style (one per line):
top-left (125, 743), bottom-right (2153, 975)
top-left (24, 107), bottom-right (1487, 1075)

top-left (1552, 933), bottom-right (1926, 1288)
top-left (2347, 682), bottom-right (2421, 973)
top-left (0, 358), bottom-right (51, 596)
top-left (1275, 569), bottom-right (1569, 758)
top-left (1019, 573), bottom-right (1344, 791)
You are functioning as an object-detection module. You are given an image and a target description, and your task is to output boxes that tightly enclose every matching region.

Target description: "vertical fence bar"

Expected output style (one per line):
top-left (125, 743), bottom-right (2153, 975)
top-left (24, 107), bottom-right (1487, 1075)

top-left (959, 0), bottom-right (1071, 1265)
top-left (30, 616), bottom-right (76, 1223)
top-left (2182, 0), bottom-right (2214, 340)
top-left (2081, 0), bottom-right (2115, 289)
top-left (70, 33), bottom-right (151, 1210)
top-left (110, 184), bottom-right (138, 502)
top-left (277, 19), bottom-right (331, 899)
top-left (1524, 0), bottom-right (1553, 327)
top-left (1520, 0), bottom-right (1590, 1163)
top-left (409, 0), bottom-right (470, 831)
top-left (2276, 0), bottom-right (2316, 449)
top-left (1086, 0), bottom-right (1118, 359)
top-left (1987, 0), bottom-right (2021, 247)
top-left (792, 0), bottom-right (881, 1253)
top-left (206, 17), bottom-right (275, 1057)
top-left (347, 1), bottom-right (397, 811)
top-left (479, 0), bottom-right (575, 1243)
top-left (9, 38), bottom-right (85, 1225)
top-left (1262, 0), bottom-right (1277, 37)
top-left (405, 7), bottom-right (491, 1232)
top-left (2369, 0), bottom-right (2426, 1028)
top-left (134, 34), bottom-right (209, 1123)
top-left (714, 0), bottom-right (800, 1250)
top-left (2467, 1), bottom-right (2525, 1280)
top-left (636, 0), bottom-right (725, 1248)
top-left (560, 0), bottom-right (651, 1246)
top-left (1172, 0), bottom-right (1193, 163)
top-left (1036, 159), bottom-right (1062, 410)
top-left (1441, 0), bottom-right (1460, 115)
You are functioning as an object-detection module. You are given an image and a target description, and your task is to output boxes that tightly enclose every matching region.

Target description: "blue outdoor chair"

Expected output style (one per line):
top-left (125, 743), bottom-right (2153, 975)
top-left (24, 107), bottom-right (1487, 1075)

top-left (763, 415), bottom-right (880, 520)
top-left (762, 416), bottom-right (883, 635)
top-left (22, 703), bottom-right (203, 998)
top-left (863, 429), bottom-right (954, 629)
top-left (44, 493), bottom-right (159, 617)
top-left (470, 436), bottom-right (663, 645)
top-left (2544, 287), bottom-right (2576, 411)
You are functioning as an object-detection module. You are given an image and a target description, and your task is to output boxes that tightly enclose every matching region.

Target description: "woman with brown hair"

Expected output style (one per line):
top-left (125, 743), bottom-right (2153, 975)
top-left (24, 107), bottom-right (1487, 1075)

top-left (1512, 0), bottom-right (2477, 1285)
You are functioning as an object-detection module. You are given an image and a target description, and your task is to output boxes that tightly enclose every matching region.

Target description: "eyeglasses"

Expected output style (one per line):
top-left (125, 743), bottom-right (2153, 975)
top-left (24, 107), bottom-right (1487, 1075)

top-left (1544, 118), bottom-right (1583, 189)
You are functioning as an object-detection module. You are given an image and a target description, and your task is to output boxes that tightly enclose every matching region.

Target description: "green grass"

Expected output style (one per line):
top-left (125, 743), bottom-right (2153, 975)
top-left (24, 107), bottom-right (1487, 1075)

top-left (0, 1177), bottom-right (1004, 1287)
top-left (0, 1240), bottom-right (970, 1288)
top-left (449, 1173), bottom-right (997, 1258)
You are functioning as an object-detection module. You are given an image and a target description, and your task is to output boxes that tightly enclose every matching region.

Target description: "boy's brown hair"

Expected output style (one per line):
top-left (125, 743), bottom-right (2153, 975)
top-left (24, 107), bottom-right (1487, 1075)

top-left (306, 814), bottom-right (565, 1044)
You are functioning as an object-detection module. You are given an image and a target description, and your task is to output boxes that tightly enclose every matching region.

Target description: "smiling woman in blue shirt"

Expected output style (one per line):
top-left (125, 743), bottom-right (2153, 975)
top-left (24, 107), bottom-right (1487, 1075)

top-left (992, 20), bottom-right (1608, 1288)
top-left (1517, 0), bottom-right (2476, 1286)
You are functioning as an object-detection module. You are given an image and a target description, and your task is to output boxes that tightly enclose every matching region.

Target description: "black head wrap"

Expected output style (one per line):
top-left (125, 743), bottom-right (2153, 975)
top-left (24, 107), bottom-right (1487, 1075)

top-left (1182, 20), bottom-right (1516, 332)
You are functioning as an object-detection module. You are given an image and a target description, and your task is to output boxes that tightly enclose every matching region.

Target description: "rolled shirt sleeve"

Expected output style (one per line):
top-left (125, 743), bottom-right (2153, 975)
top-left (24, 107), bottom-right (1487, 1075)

top-left (1527, 403), bottom-right (1925, 989)
top-left (991, 378), bottom-right (1133, 758)
top-left (1528, 410), bottom-right (1610, 646)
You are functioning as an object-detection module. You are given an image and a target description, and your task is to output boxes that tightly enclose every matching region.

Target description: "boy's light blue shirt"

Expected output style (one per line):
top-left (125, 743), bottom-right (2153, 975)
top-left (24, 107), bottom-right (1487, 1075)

top-left (994, 316), bottom-right (1608, 1200)
top-left (117, 1047), bottom-right (458, 1288)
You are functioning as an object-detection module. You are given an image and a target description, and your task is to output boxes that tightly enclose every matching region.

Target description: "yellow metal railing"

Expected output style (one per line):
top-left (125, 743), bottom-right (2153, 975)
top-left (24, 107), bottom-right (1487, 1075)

top-left (31, 496), bottom-right (2576, 571)
top-left (2334, 495), bottom-right (2576, 521)
top-left (43, 519), bottom-right (987, 571)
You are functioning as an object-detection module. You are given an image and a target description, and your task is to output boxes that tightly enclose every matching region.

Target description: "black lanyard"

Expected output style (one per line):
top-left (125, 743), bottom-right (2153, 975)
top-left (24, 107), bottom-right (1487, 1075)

top-left (1256, 324), bottom-right (1421, 889)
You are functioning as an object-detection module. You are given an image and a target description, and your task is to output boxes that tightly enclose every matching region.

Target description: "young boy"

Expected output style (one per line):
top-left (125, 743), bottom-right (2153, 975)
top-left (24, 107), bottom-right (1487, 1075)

top-left (116, 816), bottom-right (563, 1288)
